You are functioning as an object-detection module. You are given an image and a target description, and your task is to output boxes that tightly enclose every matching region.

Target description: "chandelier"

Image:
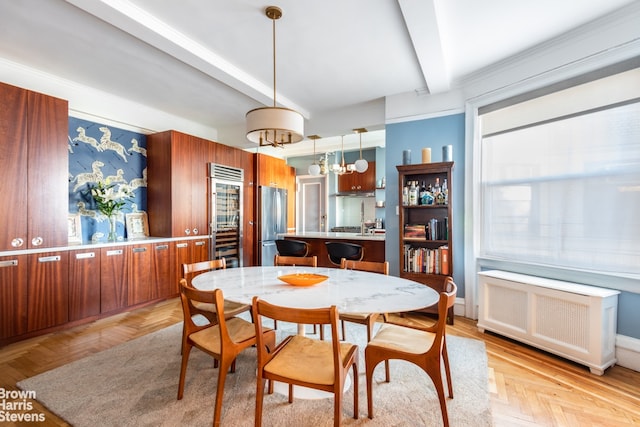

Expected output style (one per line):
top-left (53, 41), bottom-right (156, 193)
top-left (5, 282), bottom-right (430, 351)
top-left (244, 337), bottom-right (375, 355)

top-left (331, 135), bottom-right (355, 175)
top-left (246, 6), bottom-right (304, 148)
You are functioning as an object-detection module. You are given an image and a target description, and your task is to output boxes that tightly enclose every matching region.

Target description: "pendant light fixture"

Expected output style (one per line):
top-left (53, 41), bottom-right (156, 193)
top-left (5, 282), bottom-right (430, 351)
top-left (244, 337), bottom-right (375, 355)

top-left (246, 6), bottom-right (304, 148)
top-left (353, 127), bottom-right (368, 173)
top-left (331, 135), bottom-right (355, 175)
top-left (307, 135), bottom-right (321, 176)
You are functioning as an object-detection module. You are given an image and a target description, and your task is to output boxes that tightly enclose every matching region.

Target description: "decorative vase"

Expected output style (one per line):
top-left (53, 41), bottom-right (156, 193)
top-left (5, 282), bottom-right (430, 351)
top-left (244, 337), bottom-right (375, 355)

top-left (108, 214), bottom-right (118, 242)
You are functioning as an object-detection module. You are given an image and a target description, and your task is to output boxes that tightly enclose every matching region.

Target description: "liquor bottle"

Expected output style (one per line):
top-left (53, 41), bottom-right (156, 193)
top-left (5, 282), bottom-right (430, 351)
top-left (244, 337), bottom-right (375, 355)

top-left (409, 181), bottom-right (418, 206)
top-left (442, 178), bottom-right (448, 205)
top-left (402, 183), bottom-right (409, 206)
top-left (419, 181), bottom-right (427, 205)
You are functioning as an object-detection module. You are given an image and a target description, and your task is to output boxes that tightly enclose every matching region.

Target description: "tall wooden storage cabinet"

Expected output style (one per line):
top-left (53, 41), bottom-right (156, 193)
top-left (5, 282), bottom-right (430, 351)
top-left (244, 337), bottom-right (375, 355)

top-left (397, 162), bottom-right (454, 323)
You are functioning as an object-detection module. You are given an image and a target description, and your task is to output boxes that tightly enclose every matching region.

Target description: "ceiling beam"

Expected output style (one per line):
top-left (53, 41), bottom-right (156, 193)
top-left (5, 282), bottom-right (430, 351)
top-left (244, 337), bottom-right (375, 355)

top-left (64, 0), bottom-right (310, 117)
top-left (398, 0), bottom-right (450, 94)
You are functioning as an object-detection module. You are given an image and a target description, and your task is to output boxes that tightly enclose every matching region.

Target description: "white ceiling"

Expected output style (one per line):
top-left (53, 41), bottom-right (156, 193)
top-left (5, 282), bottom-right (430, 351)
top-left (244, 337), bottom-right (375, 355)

top-left (0, 0), bottom-right (635, 157)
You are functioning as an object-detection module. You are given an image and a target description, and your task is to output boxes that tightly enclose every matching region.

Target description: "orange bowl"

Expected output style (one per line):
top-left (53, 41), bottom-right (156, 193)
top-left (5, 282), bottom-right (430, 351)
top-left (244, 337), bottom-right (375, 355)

top-left (278, 273), bottom-right (328, 287)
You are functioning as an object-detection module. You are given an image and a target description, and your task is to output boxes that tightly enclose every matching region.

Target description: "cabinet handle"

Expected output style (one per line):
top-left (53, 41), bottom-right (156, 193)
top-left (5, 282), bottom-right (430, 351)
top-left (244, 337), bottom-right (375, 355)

top-left (106, 249), bottom-right (123, 256)
top-left (185, 228), bottom-right (191, 235)
top-left (176, 243), bottom-right (188, 248)
top-left (195, 241), bottom-right (206, 247)
top-left (11, 238), bottom-right (24, 248)
top-left (75, 252), bottom-right (95, 259)
top-left (155, 244), bottom-right (169, 250)
top-left (38, 255), bottom-right (61, 263)
top-left (32, 237), bottom-right (44, 246)
top-left (0, 260), bottom-right (18, 268)
top-left (132, 247), bottom-right (147, 253)
top-left (192, 228), bottom-right (199, 235)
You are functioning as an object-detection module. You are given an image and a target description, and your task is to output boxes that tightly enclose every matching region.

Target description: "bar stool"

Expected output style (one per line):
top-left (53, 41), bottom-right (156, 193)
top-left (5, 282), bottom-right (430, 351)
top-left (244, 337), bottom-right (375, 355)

top-left (275, 239), bottom-right (309, 257)
top-left (325, 242), bottom-right (364, 266)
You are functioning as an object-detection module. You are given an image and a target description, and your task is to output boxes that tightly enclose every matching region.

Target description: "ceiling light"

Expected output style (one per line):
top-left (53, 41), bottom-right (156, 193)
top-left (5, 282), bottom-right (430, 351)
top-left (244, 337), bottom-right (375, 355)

top-left (246, 6), bottom-right (304, 148)
top-left (331, 135), bottom-right (354, 175)
top-left (307, 135), bottom-right (321, 176)
top-left (353, 127), bottom-right (368, 173)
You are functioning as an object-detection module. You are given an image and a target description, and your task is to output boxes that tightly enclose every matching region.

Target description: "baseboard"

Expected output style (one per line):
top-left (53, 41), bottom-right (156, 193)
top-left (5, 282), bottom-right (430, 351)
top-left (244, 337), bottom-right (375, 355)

top-left (454, 297), bottom-right (464, 317)
top-left (616, 334), bottom-right (640, 372)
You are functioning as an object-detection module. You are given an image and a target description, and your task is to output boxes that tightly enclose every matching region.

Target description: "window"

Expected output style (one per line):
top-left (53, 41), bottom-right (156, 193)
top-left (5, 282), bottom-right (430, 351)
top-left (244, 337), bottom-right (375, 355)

top-left (479, 67), bottom-right (640, 275)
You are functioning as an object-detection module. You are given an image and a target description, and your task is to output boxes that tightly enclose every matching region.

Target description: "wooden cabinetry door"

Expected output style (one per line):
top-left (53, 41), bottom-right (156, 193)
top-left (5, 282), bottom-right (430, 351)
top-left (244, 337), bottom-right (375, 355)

top-left (127, 244), bottom-right (152, 306)
top-left (189, 137), bottom-right (210, 237)
top-left (27, 91), bottom-right (68, 249)
top-left (0, 255), bottom-right (27, 340)
top-left (338, 161), bottom-right (376, 192)
top-left (151, 242), bottom-right (173, 299)
top-left (0, 83), bottom-right (28, 251)
top-left (172, 239), bottom-right (209, 290)
top-left (27, 252), bottom-right (69, 332)
top-left (68, 249), bottom-right (100, 321)
top-left (100, 247), bottom-right (127, 313)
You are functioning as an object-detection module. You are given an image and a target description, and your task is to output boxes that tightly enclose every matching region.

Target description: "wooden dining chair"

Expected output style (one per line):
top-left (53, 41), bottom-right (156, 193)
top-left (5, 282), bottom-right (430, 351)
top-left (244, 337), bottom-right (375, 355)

top-left (339, 259), bottom-right (390, 342)
top-left (182, 259), bottom-right (252, 321)
top-left (273, 254), bottom-right (319, 335)
top-left (177, 280), bottom-right (275, 426)
top-left (365, 279), bottom-right (457, 427)
top-left (251, 296), bottom-right (359, 427)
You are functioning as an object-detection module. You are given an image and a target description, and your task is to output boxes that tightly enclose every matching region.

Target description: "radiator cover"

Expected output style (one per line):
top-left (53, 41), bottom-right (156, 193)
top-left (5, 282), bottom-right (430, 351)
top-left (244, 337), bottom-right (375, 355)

top-left (477, 270), bottom-right (619, 375)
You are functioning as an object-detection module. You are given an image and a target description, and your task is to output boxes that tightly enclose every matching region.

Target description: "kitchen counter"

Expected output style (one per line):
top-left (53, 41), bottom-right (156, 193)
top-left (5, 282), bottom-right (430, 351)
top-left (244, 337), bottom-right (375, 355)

top-left (279, 232), bottom-right (385, 267)
top-left (279, 231), bottom-right (385, 241)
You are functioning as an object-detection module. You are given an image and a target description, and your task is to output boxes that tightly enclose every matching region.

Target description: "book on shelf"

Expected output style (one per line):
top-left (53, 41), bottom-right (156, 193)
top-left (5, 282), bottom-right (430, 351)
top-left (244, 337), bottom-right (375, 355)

top-left (403, 245), bottom-right (449, 275)
top-left (404, 224), bottom-right (426, 239)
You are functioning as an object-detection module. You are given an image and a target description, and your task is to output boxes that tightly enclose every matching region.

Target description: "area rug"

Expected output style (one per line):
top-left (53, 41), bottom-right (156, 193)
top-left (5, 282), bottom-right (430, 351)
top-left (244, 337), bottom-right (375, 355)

top-left (18, 321), bottom-right (492, 426)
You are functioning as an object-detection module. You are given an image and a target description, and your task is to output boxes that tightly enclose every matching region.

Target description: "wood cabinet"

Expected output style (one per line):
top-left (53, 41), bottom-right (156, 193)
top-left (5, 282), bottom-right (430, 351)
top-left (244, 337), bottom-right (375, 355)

top-left (397, 162), bottom-right (454, 323)
top-left (68, 249), bottom-right (101, 321)
top-left (100, 246), bottom-right (127, 314)
top-left (0, 82), bottom-right (68, 251)
top-left (0, 255), bottom-right (27, 340)
top-left (256, 153), bottom-right (296, 231)
top-left (150, 241), bottom-right (173, 300)
top-left (337, 161), bottom-right (376, 193)
top-left (27, 251), bottom-right (69, 332)
top-left (172, 238), bottom-right (209, 294)
top-left (127, 243), bottom-right (153, 306)
top-left (147, 130), bottom-right (214, 238)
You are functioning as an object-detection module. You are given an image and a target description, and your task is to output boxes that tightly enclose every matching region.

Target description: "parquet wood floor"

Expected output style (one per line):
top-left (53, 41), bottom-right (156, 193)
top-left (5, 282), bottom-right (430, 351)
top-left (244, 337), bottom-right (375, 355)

top-left (0, 298), bottom-right (638, 426)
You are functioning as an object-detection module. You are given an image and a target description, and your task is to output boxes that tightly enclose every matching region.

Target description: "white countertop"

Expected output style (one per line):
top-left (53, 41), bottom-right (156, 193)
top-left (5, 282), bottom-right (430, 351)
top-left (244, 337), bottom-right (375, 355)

top-left (279, 231), bottom-right (385, 241)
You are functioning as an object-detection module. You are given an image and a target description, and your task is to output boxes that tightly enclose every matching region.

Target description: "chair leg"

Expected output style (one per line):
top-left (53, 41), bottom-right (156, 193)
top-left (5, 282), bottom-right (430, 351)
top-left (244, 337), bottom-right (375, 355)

top-left (177, 344), bottom-right (192, 400)
top-left (442, 338), bottom-right (453, 398)
top-left (255, 378), bottom-right (266, 427)
top-left (319, 325), bottom-right (324, 340)
top-left (340, 320), bottom-right (346, 341)
top-left (427, 367), bottom-right (450, 427)
top-left (352, 360), bottom-right (359, 420)
top-left (213, 359), bottom-right (231, 427)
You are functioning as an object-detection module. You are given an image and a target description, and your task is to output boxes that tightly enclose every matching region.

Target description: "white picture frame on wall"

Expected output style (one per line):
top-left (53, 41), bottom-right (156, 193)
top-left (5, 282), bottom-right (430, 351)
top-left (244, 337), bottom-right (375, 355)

top-left (68, 213), bottom-right (83, 245)
top-left (125, 212), bottom-right (149, 239)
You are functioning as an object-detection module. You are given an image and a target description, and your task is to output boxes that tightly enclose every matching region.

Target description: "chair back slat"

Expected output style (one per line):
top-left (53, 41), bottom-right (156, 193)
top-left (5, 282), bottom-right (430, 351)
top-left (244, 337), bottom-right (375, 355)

top-left (274, 255), bottom-right (317, 267)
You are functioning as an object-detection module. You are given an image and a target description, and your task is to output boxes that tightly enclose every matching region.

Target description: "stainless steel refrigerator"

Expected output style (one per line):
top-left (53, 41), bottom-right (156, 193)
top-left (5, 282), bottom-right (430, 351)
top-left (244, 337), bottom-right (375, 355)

top-left (209, 163), bottom-right (243, 267)
top-left (258, 186), bottom-right (287, 266)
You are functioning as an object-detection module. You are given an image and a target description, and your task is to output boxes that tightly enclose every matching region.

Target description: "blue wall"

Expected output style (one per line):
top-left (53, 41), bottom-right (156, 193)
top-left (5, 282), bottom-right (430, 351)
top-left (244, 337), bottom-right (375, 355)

top-left (68, 117), bottom-right (147, 243)
top-left (384, 113), bottom-right (466, 296)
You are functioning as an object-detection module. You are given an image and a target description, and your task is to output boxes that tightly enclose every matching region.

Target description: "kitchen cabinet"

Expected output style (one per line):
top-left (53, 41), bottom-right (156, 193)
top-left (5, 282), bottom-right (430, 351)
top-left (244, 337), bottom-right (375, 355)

top-left (147, 130), bottom-right (214, 238)
top-left (256, 153), bottom-right (296, 231)
top-left (151, 241), bottom-right (173, 300)
top-left (127, 243), bottom-right (153, 306)
top-left (0, 254), bottom-right (27, 340)
top-left (0, 82), bottom-right (68, 251)
top-left (337, 161), bottom-right (376, 193)
top-left (27, 251), bottom-right (69, 332)
top-left (68, 249), bottom-right (101, 321)
top-left (397, 162), bottom-right (454, 324)
top-left (100, 246), bottom-right (127, 313)
top-left (172, 239), bottom-right (209, 294)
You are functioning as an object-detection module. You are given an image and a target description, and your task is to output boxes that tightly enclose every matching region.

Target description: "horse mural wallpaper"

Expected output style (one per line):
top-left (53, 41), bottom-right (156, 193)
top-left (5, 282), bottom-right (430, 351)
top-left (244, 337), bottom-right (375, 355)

top-left (68, 117), bottom-right (147, 243)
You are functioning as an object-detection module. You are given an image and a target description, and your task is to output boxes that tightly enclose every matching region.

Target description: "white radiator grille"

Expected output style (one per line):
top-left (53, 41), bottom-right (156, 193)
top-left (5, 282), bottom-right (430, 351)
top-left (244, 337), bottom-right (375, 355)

top-left (534, 295), bottom-right (588, 350)
top-left (477, 270), bottom-right (619, 375)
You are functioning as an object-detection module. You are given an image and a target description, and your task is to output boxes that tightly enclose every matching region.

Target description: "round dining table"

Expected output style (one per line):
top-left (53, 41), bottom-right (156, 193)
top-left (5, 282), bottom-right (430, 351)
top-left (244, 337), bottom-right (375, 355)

top-left (190, 265), bottom-right (439, 315)
top-left (191, 265), bottom-right (439, 399)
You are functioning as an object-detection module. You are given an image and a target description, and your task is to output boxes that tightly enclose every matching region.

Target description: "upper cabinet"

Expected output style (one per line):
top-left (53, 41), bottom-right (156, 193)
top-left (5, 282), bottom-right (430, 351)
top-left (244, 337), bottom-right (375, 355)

top-left (337, 161), bottom-right (376, 193)
top-left (147, 130), bottom-right (215, 237)
top-left (0, 82), bottom-right (68, 251)
top-left (256, 153), bottom-right (296, 230)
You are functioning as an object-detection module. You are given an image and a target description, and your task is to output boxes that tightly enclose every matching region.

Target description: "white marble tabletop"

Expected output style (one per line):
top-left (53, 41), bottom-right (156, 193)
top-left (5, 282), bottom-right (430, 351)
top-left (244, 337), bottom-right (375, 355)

top-left (191, 266), bottom-right (438, 314)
